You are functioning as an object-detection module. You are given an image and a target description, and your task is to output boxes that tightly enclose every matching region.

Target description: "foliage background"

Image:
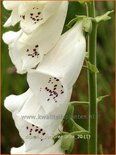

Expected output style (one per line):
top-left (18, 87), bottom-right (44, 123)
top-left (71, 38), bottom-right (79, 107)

top-left (1, 1), bottom-right (115, 154)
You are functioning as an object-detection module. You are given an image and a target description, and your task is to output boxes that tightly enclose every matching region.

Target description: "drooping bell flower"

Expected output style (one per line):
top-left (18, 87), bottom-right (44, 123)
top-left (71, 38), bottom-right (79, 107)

top-left (3, 1), bottom-right (68, 73)
top-left (3, 1), bottom-right (68, 34)
top-left (5, 87), bottom-right (72, 136)
top-left (17, 21), bottom-right (86, 134)
top-left (4, 90), bottom-right (64, 154)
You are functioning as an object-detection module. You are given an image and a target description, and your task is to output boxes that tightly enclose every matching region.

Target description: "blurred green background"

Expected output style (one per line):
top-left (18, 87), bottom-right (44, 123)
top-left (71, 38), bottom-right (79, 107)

top-left (1, 1), bottom-right (115, 154)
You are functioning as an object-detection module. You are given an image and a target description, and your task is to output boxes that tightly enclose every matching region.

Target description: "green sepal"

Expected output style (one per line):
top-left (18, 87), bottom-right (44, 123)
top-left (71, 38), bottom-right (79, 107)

top-left (61, 134), bottom-right (75, 153)
top-left (70, 118), bottom-right (87, 132)
top-left (64, 105), bottom-right (74, 120)
top-left (67, 17), bottom-right (79, 28)
top-left (85, 52), bottom-right (89, 60)
top-left (94, 10), bottom-right (114, 24)
top-left (97, 94), bottom-right (110, 103)
top-left (82, 18), bottom-right (92, 34)
top-left (84, 60), bottom-right (99, 73)
top-left (64, 105), bottom-right (74, 132)
top-left (67, 15), bottom-right (93, 35)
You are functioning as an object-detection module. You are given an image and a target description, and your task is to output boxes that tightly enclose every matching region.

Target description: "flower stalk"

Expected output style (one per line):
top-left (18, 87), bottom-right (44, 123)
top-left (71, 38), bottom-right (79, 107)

top-left (87, 1), bottom-right (98, 154)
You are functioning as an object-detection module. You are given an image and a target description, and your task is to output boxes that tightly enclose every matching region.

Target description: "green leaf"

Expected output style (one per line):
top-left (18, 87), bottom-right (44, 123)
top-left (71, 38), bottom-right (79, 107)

top-left (70, 118), bottom-right (87, 132)
top-left (86, 61), bottom-right (99, 73)
top-left (95, 10), bottom-right (114, 23)
top-left (61, 134), bottom-right (75, 153)
top-left (97, 94), bottom-right (110, 103)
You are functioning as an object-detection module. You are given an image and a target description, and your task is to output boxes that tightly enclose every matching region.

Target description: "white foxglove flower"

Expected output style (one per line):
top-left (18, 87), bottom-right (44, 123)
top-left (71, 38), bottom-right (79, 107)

top-left (3, 1), bottom-right (68, 73)
top-left (17, 22), bottom-right (86, 134)
top-left (4, 90), bottom-right (49, 140)
top-left (5, 87), bottom-right (72, 135)
top-left (3, 1), bottom-right (68, 34)
top-left (4, 90), bottom-right (64, 154)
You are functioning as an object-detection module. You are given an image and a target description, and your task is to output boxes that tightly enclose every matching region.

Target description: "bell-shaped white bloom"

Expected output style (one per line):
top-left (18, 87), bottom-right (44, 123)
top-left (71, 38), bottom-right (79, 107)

top-left (17, 22), bottom-right (86, 134)
top-left (3, 1), bottom-right (68, 74)
top-left (3, 1), bottom-right (68, 34)
top-left (27, 22), bottom-right (86, 88)
top-left (5, 86), bottom-right (72, 135)
top-left (4, 90), bottom-right (64, 154)
top-left (4, 87), bottom-right (68, 135)
top-left (4, 90), bottom-right (49, 140)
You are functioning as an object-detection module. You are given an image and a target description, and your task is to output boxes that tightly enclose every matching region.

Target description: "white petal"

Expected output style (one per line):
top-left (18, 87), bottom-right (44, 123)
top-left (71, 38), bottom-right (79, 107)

top-left (3, 1), bottom-right (21, 10)
top-left (4, 16), bottom-right (12, 27)
top-left (11, 139), bottom-right (54, 154)
top-left (5, 91), bottom-right (64, 153)
top-left (28, 22), bottom-right (86, 89)
top-left (3, 1), bottom-right (20, 27)
top-left (18, 2), bottom-right (47, 34)
top-left (18, 22), bottom-right (85, 134)
top-left (11, 138), bottom-right (63, 154)
top-left (11, 144), bottom-right (25, 154)
top-left (4, 89), bottom-right (32, 113)
top-left (9, 44), bottom-right (27, 74)
top-left (13, 111), bottom-right (53, 142)
top-left (19, 1), bottom-right (68, 34)
top-left (2, 30), bottom-right (22, 44)
top-left (18, 88), bottom-right (72, 135)
top-left (14, 36), bottom-right (44, 73)
top-left (4, 91), bottom-right (50, 143)
top-left (41, 139), bottom-right (64, 154)
top-left (4, 90), bottom-right (53, 140)
top-left (2, 30), bottom-right (26, 74)
top-left (4, 88), bottom-right (65, 137)
top-left (27, 72), bottom-right (72, 111)
top-left (7, 1), bottom-right (68, 73)
top-left (24, 139), bottom-right (53, 154)
top-left (10, 9), bottom-right (20, 26)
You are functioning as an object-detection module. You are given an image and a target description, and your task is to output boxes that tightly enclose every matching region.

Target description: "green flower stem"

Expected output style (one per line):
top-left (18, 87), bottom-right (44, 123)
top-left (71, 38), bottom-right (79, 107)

top-left (87, 1), bottom-right (98, 154)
